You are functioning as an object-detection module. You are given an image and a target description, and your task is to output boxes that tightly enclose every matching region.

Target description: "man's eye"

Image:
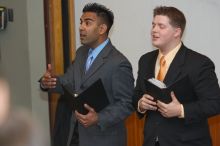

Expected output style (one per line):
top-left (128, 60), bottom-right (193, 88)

top-left (85, 21), bottom-right (92, 26)
top-left (159, 25), bottom-right (165, 29)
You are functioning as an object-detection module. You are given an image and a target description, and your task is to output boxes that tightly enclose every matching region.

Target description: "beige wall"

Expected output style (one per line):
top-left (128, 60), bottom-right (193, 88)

top-left (0, 0), bottom-right (31, 107)
top-left (0, 0), bottom-right (50, 145)
top-left (75, 0), bottom-right (220, 80)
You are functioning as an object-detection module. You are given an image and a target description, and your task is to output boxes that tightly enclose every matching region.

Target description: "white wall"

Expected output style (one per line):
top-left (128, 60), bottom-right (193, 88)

top-left (74, 0), bottom-right (220, 80)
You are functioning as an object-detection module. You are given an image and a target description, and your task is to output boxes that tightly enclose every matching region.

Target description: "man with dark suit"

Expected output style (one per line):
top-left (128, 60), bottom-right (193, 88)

top-left (133, 6), bottom-right (220, 146)
top-left (40, 3), bottom-right (134, 146)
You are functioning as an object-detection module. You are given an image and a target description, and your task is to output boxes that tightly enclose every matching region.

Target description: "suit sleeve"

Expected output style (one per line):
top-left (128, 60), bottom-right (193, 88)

top-left (133, 56), bottom-right (146, 118)
top-left (184, 57), bottom-right (220, 124)
top-left (97, 60), bottom-right (135, 131)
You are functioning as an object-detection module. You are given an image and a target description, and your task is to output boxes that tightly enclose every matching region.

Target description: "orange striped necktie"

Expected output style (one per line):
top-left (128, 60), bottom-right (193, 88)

top-left (157, 56), bottom-right (166, 81)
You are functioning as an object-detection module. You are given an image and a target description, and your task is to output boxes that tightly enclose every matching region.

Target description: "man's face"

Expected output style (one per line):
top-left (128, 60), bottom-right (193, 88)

top-left (79, 12), bottom-right (102, 48)
top-left (151, 15), bottom-right (180, 50)
top-left (0, 80), bottom-right (10, 125)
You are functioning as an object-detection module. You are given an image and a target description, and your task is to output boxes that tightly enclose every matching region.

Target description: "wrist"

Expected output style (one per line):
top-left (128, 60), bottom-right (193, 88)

top-left (178, 104), bottom-right (184, 118)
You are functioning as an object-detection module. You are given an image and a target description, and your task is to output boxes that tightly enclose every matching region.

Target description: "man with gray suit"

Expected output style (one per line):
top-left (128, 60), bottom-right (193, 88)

top-left (40, 3), bottom-right (134, 146)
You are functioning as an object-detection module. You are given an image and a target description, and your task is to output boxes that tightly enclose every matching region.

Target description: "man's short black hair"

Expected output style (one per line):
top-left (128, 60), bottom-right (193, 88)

top-left (83, 3), bottom-right (114, 34)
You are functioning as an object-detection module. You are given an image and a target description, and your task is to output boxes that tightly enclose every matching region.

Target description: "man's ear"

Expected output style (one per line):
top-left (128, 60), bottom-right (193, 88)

top-left (99, 24), bottom-right (108, 35)
top-left (174, 27), bottom-right (181, 38)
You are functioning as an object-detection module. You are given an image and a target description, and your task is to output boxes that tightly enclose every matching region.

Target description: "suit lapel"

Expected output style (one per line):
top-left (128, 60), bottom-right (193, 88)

top-left (78, 47), bottom-right (89, 79)
top-left (145, 51), bottom-right (158, 80)
top-left (164, 44), bottom-right (187, 86)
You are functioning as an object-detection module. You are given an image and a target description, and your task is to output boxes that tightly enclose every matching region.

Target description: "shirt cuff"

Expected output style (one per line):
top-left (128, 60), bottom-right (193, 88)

top-left (178, 104), bottom-right (185, 118)
top-left (39, 80), bottom-right (48, 91)
top-left (40, 82), bottom-right (45, 89)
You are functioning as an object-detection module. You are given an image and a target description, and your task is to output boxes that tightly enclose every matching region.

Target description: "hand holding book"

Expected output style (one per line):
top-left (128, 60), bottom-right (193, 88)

top-left (144, 75), bottom-right (194, 104)
top-left (156, 91), bottom-right (184, 118)
top-left (62, 79), bottom-right (109, 114)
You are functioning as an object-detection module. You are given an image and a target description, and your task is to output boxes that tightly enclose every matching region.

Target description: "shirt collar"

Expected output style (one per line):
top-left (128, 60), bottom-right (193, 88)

top-left (88, 38), bottom-right (109, 59)
top-left (157, 42), bottom-right (182, 66)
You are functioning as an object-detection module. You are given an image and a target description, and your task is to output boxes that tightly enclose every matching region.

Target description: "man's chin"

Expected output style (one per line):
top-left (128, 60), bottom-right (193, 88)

top-left (152, 42), bottom-right (161, 48)
top-left (80, 41), bottom-right (90, 47)
top-left (80, 40), bottom-right (86, 45)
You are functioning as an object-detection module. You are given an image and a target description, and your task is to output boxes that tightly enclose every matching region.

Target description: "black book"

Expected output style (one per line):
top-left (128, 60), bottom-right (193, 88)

top-left (62, 79), bottom-right (109, 114)
top-left (144, 75), bottom-right (194, 103)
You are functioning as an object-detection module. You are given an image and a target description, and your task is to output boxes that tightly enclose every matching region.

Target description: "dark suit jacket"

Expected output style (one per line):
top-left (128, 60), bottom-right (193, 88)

top-left (52, 40), bottom-right (134, 146)
top-left (52, 95), bottom-right (72, 146)
top-left (133, 44), bottom-right (220, 146)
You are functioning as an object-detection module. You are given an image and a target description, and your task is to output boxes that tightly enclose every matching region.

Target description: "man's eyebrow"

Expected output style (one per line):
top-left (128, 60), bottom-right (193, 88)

top-left (81, 18), bottom-right (95, 22)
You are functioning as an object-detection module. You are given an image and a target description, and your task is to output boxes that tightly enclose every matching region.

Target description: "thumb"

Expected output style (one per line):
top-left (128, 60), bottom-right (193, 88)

top-left (46, 64), bottom-right (54, 77)
top-left (170, 91), bottom-right (178, 102)
top-left (84, 104), bottom-right (95, 112)
top-left (47, 64), bottom-right (52, 73)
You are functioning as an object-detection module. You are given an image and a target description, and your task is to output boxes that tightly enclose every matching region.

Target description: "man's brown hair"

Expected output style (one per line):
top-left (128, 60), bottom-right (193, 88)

top-left (154, 6), bottom-right (186, 37)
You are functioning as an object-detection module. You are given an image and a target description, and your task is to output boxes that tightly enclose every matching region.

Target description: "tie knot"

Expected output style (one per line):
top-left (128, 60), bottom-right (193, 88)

top-left (157, 56), bottom-right (166, 81)
top-left (160, 56), bottom-right (166, 66)
top-left (85, 49), bottom-right (94, 72)
top-left (88, 49), bottom-right (93, 56)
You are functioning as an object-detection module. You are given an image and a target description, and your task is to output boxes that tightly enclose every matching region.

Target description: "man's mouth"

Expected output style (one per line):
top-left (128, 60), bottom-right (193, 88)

top-left (80, 34), bottom-right (86, 39)
top-left (152, 35), bottom-right (159, 40)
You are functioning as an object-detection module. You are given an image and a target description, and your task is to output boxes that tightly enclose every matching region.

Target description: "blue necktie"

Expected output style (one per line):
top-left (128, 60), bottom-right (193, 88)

top-left (85, 49), bottom-right (93, 72)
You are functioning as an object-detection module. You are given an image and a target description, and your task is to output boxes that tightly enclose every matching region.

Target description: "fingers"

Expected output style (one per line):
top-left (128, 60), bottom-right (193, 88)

top-left (157, 98), bottom-right (182, 118)
top-left (75, 110), bottom-right (88, 127)
top-left (75, 105), bottom-right (98, 128)
top-left (157, 100), bottom-right (167, 113)
top-left (41, 64), bottom-right (57, 88)
top-left (157, 100), bottom-right (165, 109)
top-left (138, 92), bottom-right (181, 118)
top-left (142, 94), bottom-right (155, 101)
top-left (139, 94), bottom-right (157, 111)
top-left (75, 110), bottom-right (85, 120)
top-left (41, 75), bottom-right (57, 88)
top-left (158, 110), bottom-right (168, 117)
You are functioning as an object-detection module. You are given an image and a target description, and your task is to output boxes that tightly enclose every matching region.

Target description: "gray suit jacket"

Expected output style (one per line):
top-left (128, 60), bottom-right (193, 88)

top-left (55, 40), bottom-right (134, 146)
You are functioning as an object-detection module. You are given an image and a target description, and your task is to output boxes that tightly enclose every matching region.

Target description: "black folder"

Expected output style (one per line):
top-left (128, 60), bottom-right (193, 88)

top-left (62, 79), bottom-right (109, 114)
top-left (144, 75), bottom-right (194, 103)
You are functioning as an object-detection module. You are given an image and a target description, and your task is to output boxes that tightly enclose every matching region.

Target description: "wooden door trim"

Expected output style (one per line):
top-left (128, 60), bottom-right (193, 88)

top-left (44, 0), bottom-right (76, 136)
top-left (68, 0), bottom-right (76, 61)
